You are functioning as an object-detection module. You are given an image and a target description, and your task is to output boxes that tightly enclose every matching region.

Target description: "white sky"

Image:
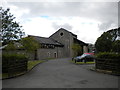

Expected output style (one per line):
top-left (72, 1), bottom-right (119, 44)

top-left (1, 0), bottom-right (119, 44)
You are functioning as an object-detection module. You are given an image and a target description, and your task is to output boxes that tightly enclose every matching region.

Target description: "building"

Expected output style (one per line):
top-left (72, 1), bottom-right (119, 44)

top-left (28, 28), bottom-right (88, 60)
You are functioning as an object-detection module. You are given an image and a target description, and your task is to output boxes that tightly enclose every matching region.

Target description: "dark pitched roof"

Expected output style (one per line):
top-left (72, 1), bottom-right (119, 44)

top-left (74, 38), bottom-right (88, 46)
top-left (28, 35), bottom-right (63, 46)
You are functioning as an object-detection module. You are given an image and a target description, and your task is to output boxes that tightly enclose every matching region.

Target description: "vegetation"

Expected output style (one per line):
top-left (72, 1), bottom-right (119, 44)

top-left (2, 53), bottom-right (28, 73)
top-left (1, 7), bottom-right (25, 45)
top-left (28, 60), bottom-right (45, 70)
top-left (2, 60), bottom-right (45, 79)
top-left (96, 52), bottom-right (120, 59)
top-left (4, 42), bottom-right (16, 50)
top-left (95, 27), bottom-right (120, 53)
top-left (20, 36), bottom-right (40, 53)
top-left (72, 43), bottom-right (82, 57)
top-left (70, 60), bottom-right (95, 64)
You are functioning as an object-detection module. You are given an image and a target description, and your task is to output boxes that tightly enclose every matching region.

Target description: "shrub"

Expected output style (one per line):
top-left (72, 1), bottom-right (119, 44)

top-left (96, 52), bottom-right (120, 59)
top-left (2, 53), bottom-right (28, 73)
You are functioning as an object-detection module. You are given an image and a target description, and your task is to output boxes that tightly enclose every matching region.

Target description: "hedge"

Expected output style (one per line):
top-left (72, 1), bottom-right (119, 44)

top-left (2, 53), bottom-right (28, 74)
top-left (95, 52), bottom-right (120, 75)
top-left (96, 52), bottom-right (120, 59)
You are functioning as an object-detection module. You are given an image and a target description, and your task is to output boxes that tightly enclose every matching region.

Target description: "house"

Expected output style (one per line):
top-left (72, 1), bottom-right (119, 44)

top-left (2, 28), bottom-right (88, 60)
top-left (28, 28), bottom-right (88, 60)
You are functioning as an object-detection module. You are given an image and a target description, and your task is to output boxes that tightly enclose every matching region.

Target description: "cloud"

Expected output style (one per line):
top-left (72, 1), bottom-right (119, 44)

top-left (98, 21), bottom-right (117, 31)
top-left (52, 23), bottom-right (73, 30)
top-left (2, 1), bottom-right (118, 44)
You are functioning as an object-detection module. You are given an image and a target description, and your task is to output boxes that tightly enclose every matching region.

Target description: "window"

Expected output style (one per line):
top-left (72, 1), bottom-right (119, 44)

top-left (60, 32), bottom-right (63, 36)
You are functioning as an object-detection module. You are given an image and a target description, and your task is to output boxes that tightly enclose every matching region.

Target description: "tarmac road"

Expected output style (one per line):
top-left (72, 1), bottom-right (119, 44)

top-left (2, 58), bottom-right (119, 88)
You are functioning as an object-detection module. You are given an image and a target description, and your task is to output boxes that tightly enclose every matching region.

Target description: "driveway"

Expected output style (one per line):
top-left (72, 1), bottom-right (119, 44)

top-left (2, 58), bottom-right (118, 88)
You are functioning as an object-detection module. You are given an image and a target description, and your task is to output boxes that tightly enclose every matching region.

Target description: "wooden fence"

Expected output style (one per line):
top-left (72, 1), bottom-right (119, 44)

top-left (95, 58), bottom-right (120, 75)
top-left (2, 59), bottom-right (28, 77)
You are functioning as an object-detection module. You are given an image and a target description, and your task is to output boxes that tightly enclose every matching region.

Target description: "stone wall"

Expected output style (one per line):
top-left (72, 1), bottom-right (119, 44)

top-left (50, 29), bottom-right (72, 57)
top-left (37, 46), bottom-right (65, 60)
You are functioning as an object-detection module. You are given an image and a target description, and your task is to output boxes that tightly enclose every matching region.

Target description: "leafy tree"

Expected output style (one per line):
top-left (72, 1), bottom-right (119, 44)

top-left (1, 7), bottom-right (25, 45)
top-left (4, 42), bottom-right (16, 51)
top-left (95, 32), bottom-right (113, 52)
top-left (112, 40), bottom-right (120, 53)
top-left (72, 43), bottom-right (82, 57)
top-left (95, 27), bottom-right (120, 53)
top-left (20, 36), bottom-right (40, 53)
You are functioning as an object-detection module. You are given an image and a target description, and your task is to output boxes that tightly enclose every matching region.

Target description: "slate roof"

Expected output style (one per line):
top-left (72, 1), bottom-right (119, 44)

top-left (74, 38), bottom-right (88, 46)
top-left (28, 35), bottom-right (64, 46)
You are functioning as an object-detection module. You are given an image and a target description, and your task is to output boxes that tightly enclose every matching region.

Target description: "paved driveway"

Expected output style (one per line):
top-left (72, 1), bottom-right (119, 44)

top-left (2, 58), bottom-right (118, 88)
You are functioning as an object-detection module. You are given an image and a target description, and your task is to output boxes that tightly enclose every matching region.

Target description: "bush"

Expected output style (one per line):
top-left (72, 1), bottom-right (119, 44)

top-left (2, 53), bottom-right (28, 73)
top-left (96, 52), bottom-right (120, 59)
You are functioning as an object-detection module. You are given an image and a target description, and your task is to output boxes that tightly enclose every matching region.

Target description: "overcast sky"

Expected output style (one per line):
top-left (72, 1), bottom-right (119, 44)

top-left (1, 0), bottom-right (119, 44)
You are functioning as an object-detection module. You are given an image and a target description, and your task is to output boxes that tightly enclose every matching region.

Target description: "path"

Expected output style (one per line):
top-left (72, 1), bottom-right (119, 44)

top-left (2, 58), bottom-right (118, 88)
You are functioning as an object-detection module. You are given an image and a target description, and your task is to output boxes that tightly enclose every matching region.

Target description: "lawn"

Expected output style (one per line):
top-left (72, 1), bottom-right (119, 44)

top-left (28, 60), bottom-right (45, 70)
top-left (70, 60), bottom-right (95, 64)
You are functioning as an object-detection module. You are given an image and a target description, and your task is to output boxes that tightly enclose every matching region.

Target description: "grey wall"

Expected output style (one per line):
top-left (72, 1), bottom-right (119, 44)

top-left (50, 29), bottom-right (73, 57)
top-left (37, 46), bottom-right (64, 60)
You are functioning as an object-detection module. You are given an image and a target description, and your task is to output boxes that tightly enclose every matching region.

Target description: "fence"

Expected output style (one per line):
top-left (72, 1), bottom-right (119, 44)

top-left (95, 58), bottom-right (120, 75)
top-left (2, 59), bottom-right (28, 77)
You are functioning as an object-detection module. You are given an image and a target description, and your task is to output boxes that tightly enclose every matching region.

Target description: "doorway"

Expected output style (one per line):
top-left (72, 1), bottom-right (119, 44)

top-left (54, 52), bottom-right (57, 58)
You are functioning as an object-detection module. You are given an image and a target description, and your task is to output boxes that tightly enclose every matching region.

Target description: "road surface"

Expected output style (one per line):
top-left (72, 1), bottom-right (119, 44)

top-left (2, 58), bottom-right (118, 88)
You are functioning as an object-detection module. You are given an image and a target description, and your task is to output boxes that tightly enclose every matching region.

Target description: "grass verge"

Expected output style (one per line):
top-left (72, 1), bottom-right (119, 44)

top-left (27, 60), bottom-right (45, 70)
top-left (70, 60), bottom-right (95, 64)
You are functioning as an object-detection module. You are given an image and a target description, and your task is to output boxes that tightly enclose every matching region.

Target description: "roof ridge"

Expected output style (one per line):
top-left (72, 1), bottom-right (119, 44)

top-left (49, 28), bottom-right (77, 38)
top-left (28, 35), bottom-right (48, 39)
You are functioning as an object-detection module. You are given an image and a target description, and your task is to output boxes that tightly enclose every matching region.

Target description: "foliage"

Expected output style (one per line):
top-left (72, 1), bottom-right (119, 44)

top-left (1, 7), bottom-right (25, 45)
top-left (72, 43), bottom-right (82, 57)
top-left (96, 52), bottom-right (120, 59)
top-left (20, 36), bottom-right (40, 52)
top-left (112, 40), bottom-right (120, 53)
top-left (2, 53), bottom-right (28, 73)
top-left (4, 42), bottom-right (16, 50)
top-left (95, 27), bottom-right (120, 53)
top-left (2, 53), bottom-right (28, 61)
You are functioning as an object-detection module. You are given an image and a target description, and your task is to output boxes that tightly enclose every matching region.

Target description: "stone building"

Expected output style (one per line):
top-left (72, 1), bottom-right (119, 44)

top-left (28, 28), bottom-right (88, 60)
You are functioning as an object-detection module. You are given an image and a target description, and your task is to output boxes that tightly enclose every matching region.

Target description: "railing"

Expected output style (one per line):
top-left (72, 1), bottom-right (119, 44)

top-left (95, 58), bottom-right (120, 75)
top-left (2, 59), bottom-right (28, 78)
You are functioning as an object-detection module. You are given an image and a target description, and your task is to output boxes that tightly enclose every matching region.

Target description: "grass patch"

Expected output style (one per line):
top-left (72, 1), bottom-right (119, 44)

top-left (70, 60), bottom-right (95, 64)
top-left (27, 60), bottom-right (45, 70)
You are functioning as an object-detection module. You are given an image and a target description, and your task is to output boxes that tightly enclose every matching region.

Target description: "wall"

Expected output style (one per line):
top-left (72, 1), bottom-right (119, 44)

top-left (37, 46), bottom-right (64, 60)
top-left (50, 29), bottom-right (73, 57)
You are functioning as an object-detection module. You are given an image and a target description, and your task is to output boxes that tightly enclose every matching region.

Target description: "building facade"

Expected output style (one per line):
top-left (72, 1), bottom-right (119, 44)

top-left (29, 28), bottom-right (88, 60)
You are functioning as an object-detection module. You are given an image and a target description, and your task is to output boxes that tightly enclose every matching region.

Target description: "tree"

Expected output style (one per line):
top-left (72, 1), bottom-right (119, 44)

top-left (112, 40), bottom-right (120, 53)
top-left (1, 7), bottom-right (25, 45)
top-left (95, 27), bottom-right (120, 53)
top-left (72, 43), bottom-right (82, 57)
top-left (20, 36), bottom-right (40, 53)
top-left (20, 36), bottom-right (40, 60)
top-left (95, 32), bottom-right (113, 52)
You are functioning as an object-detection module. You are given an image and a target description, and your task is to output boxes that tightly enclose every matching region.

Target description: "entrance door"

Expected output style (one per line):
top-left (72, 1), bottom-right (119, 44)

top-left (54, 52), bottom-right (57, 58)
